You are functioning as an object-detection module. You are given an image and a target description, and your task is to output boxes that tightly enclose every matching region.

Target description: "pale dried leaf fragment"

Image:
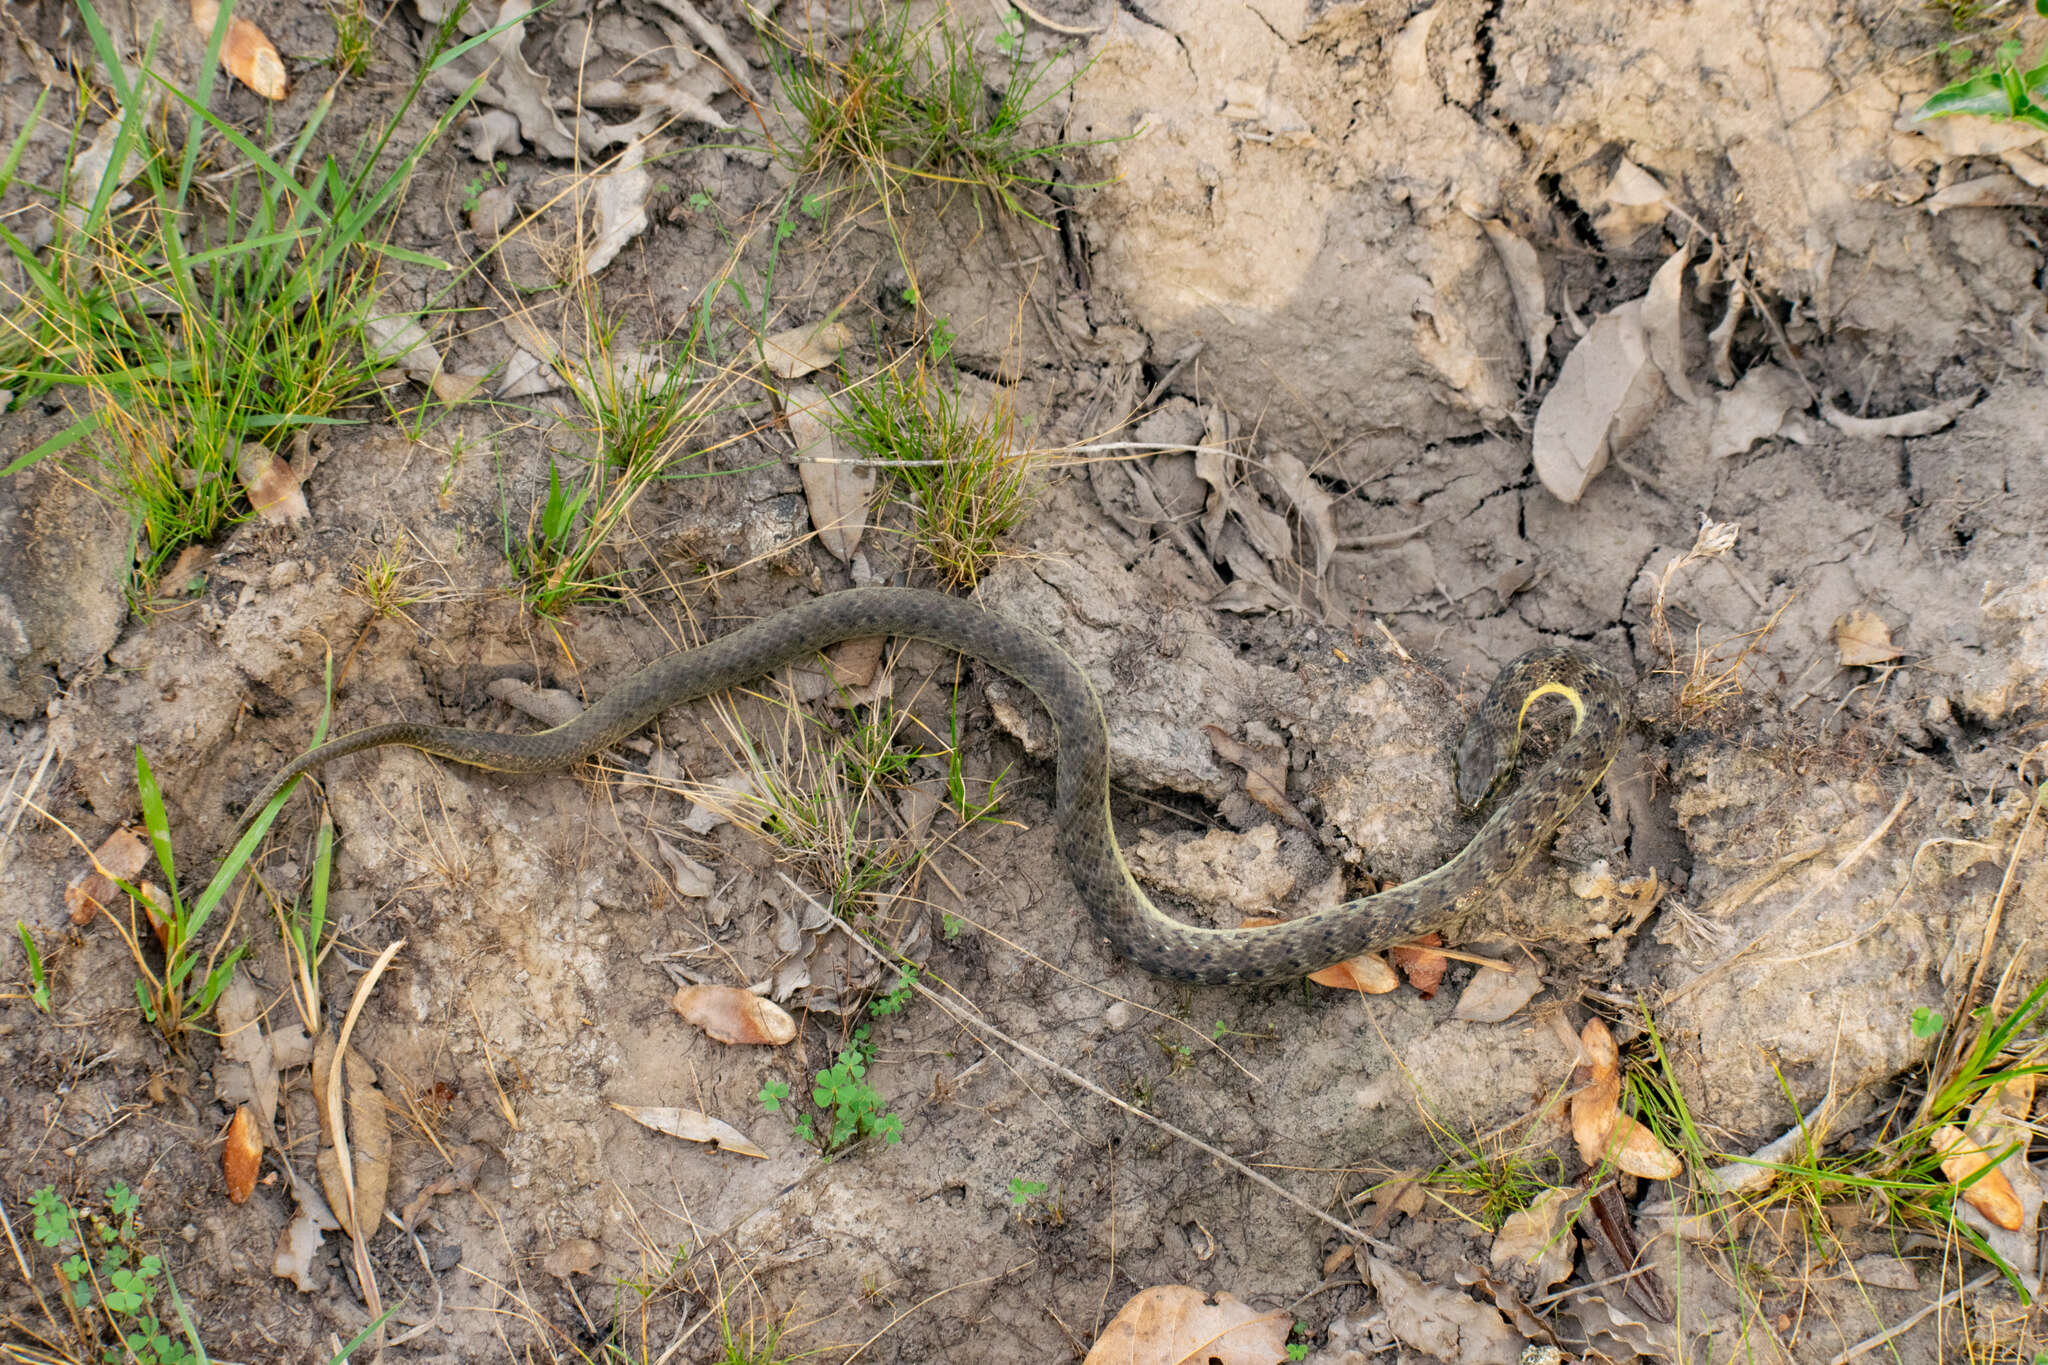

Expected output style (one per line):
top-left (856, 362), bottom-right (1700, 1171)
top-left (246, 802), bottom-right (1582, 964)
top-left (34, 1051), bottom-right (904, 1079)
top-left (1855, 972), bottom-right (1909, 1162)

top-left (761, 321), bottom-right (851, 379)
top-left (1366, 1256), bottom-right (1522, 1364)
top-left (1820, 393), bottom-right (1978, 439)
top-left (1084, 1285), bottom-right (1291, 1365)
top-left (542, 1238), bottom-right (602, 1278)
top-left (1595, 158), bottom-right (1673, 242)
top-left (1926, 173), bottom-right (2047, 214)
top-left (1933, 1125), bottom-right (2023, 1229)
top-left (671, 984), bottom-right (796, 1046)
top-left (1834, 609), bottom-right (1902, 667)
top-left (223, 1105), bottom-right (263, 1203)
top-left (1453, 953), bottom-right (1545, 1022)
top-left (611, 1103), bottom-right (769, 1159)
top-left (1532, 299), bottom-right (1664, 503)
top-left (1261, 449), bottom-right (1339, 581)
top-left (312, 1035), bottom-right (391, 1239)
top-left (1490, 1186), bottom-right (1575, 1290)
top-left (787, 383), bottom-right (871, 560)
top-left (1640, 246), bottom-right (1698, 405)
top-left (653, 834), bottom-right (717, 898)
top-left (584, 137), bottom-right (653, 278)
top-left (237, 442), bottom-right (308, 523)
top-left (1708, 364), bottom-right (1810, 458)
top-left (216, 975), bottom-right (280, 1128)
top-left (1202, 726), bottom-right (1310, 831)
top-left (1478, 218), bottom-right (1552, 385)
top-left (190, 0), bottom-right (286, 100)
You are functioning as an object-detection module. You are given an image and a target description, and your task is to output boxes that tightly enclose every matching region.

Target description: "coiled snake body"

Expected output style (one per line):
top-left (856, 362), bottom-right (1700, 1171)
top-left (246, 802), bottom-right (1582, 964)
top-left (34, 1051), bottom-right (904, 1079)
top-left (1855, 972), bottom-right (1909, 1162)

top-left (233, 587), bottom-right (1624, 985)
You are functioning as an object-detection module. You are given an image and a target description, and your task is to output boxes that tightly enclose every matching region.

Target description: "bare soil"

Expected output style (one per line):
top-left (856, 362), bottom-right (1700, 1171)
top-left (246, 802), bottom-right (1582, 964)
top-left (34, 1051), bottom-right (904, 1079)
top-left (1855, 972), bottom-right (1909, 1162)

top-left (2, 0), bottom-right (2046, 1362)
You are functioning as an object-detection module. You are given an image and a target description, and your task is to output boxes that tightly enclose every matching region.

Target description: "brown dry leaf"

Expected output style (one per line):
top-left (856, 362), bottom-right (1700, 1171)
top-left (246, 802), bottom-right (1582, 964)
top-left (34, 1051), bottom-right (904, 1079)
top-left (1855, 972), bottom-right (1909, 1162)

top-left (671, 984), bottom-right (796, 1046)
top-left (1708, 364), bottom-right (1810, 458)
top-left (786, 382), bottom-right (871, 561)
top-left (66, 826), bottom-right (149, 924)
top-left (1084, 1285), bottom-right (1291, 1365)
top-left (312, 1034), bottom-right (392, 1239)
top-left (1640, 246), bottom-right (1697, 405)
top-left (611, 1103), bottom-right (769, 1159)
top-left (1934, 1125), bottom-right (2024, 1230)
top-left (651, 834), bottom-right (717, 899)
top-left (542, 1238), bottom-right (602, 1278)
top-left (1390, 933), bottom-right (1448, 998)
top-left (1240, 916), bottom-right (1400, 993)
top-left (1532, 298), bottom-right (1665, 504)
top-left (272, 1169), bottom-right (339, 1292)
top-left (236, 442), bottom-right (308, 523)
top-left (1202, 726), bottom-right (1310, 831)
top-left (1572, 1019), bottom-right (1680, 1179)
top-left (138, 882), bottom-right (173, 952)
top-left (1834, 609), bottom-right (1902, 667)
top-left (190, 0), bottom-right (286, 100)
top-left (761, 321), bottom-right (851, 379)
top-left (223, 1105), bottom-right (262, 1203)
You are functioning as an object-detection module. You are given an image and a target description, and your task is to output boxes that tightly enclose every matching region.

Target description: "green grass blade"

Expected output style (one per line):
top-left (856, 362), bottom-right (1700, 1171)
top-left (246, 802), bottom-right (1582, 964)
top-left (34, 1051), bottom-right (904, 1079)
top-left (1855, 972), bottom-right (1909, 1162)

top-left (133, 749), bottom-right (178, 900)
top-left (0, 414), bottom-right (97, 476)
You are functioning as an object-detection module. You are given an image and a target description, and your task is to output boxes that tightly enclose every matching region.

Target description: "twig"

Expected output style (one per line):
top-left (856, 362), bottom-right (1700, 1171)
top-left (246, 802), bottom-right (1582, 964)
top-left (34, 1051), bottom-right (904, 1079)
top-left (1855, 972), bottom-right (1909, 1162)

top-left (1958, 776), bottom-right (2043, 1020)
top-left (1823, 1269), bottom-right (1999, 1365)
top-left (780, 872), bottom-right (1400, 1255)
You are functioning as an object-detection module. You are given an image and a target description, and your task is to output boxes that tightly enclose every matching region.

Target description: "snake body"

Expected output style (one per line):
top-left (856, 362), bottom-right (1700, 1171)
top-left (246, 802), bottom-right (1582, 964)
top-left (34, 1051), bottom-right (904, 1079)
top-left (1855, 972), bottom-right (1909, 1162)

top-left (232, 587), bottom-right (1624, 985)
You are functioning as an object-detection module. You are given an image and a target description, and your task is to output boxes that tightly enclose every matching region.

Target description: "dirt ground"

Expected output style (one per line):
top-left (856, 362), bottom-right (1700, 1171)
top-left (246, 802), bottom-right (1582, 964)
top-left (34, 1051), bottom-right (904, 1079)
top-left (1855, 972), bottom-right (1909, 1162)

top-left (3, 0), bottom-right (2047, 1361)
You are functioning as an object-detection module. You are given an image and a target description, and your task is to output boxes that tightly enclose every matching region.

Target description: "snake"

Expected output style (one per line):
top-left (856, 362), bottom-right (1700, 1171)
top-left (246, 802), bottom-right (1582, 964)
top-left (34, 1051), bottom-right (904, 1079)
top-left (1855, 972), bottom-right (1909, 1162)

top-left (230, 586), bottom-right (1625, 986)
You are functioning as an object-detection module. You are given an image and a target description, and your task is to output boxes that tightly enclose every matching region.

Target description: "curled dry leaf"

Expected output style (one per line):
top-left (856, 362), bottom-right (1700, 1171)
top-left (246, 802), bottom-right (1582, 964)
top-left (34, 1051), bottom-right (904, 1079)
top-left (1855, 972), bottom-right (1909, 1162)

top-left (1367, 1256), bottom-right (1523, 1363)
top-left (653, 834), bottom-right (716, 898)
top-left (1478, 217), bottom-right (1552, 385)
top-left (1240, 916), bottom-right (1400, 993)
top-left (1933, 1125), bottom-right (2024, 1231)
top-left (1834, 609), bottom-right (1903, 667)
top-left (1820, 393), bottom-right (1978, 439)
top-left (612, 1103), bottom-right (769, 1159)
top-left (1532, 298), bottom-right (1665, 504)
top-left (223, 1105), bottom-right (263, 1203)
top-left (1595, 158), bottom-right (1674, 242)
top-left (1084, 1285), bottom-right (1291, 1365)
top-left (1640, 246), bottom-right (1697, 405)
top-left (1389, 933), bottom-right (1448, 999)
top-left (216, 975), bottom-right (280, 1128)
top-left (671, 984), bottom-right (796, 1046)
top-left (236, 442), bottom-right (308, 524)
top-left (190, 0), bottom-right (286, 100)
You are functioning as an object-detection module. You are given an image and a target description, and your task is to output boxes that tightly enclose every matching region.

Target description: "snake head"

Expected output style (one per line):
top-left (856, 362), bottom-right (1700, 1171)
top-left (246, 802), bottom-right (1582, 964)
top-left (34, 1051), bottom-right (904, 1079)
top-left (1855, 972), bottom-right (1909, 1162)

top-left (1454, 726), bottom-right (1517, 811)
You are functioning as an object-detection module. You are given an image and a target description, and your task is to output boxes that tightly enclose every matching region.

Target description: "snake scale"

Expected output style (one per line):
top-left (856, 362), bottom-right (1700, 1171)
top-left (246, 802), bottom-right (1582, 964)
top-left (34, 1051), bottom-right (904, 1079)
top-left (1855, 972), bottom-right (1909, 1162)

top-left (231, 586), bottom-right (1625, 985)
